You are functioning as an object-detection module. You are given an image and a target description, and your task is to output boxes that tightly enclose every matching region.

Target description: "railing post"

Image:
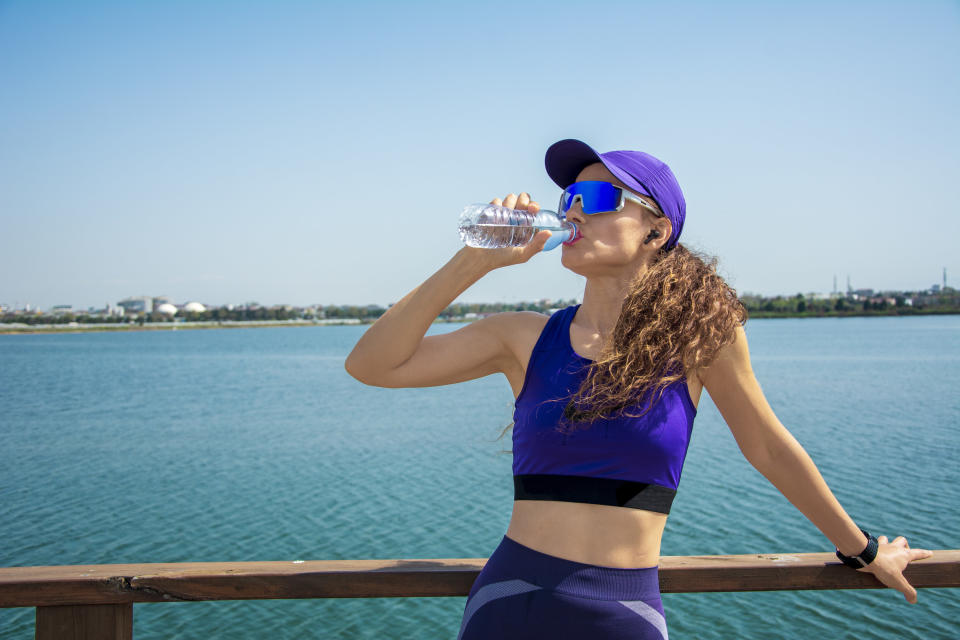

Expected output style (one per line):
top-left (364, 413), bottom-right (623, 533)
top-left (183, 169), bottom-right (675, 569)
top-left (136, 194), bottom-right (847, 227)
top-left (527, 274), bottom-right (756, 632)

top-left (35, 603), bottom-right (132, 640)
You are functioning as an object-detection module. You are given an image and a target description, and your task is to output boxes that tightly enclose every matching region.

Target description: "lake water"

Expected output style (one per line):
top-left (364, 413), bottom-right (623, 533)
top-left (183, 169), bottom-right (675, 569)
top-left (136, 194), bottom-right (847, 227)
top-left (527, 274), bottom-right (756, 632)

top-left (1, 315), bottom-right (958, 639)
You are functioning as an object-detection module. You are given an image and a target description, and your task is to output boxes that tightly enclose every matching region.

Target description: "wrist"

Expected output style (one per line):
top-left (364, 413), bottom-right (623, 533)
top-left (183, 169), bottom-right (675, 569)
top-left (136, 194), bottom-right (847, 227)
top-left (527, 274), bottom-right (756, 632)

top-left (453, 245), bottom-right (500, 274)
top-left (836, 528), bottom-right (879, 569)
top-left (837, 530), bottom-right (869, 558)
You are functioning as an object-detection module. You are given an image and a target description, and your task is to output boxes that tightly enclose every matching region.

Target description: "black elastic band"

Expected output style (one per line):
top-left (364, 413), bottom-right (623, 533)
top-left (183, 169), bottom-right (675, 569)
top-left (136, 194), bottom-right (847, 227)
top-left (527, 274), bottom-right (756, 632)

top-left (514, 474), bottom-right (676, 514)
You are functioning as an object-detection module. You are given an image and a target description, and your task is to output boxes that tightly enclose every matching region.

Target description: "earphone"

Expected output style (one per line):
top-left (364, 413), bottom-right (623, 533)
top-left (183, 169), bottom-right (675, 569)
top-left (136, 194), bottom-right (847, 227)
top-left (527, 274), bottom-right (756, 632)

top-left (643, 230), bottom-right (662, 245)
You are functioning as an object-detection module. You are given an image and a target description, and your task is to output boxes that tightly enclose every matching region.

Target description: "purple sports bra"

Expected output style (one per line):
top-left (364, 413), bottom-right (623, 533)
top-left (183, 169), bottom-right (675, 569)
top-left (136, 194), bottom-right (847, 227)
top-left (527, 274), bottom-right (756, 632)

top-left (512, 304), bottom-right (697, 514)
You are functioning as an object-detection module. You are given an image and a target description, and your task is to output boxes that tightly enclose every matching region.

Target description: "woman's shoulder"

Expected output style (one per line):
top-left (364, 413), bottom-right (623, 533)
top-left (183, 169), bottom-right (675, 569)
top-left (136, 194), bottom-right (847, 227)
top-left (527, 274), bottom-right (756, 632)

top-left (476, 309), bottom-right (551, 338)
top-left (469, 310), bottom-right (553, 361)
top-left (491, 305), bottom-right (579, 333)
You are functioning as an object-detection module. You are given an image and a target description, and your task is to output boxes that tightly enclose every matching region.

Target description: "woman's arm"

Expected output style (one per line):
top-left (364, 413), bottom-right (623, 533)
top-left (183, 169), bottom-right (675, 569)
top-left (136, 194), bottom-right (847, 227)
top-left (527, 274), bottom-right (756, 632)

top-left (699, 325), bottom-right (933, 603)
top-left (345, 193), bottom-right (550, 389)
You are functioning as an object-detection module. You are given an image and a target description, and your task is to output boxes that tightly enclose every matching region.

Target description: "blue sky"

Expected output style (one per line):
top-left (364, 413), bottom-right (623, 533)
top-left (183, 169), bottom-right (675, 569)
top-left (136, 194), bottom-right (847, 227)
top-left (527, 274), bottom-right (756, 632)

top-left (1, 0), bottom-right (957, 310)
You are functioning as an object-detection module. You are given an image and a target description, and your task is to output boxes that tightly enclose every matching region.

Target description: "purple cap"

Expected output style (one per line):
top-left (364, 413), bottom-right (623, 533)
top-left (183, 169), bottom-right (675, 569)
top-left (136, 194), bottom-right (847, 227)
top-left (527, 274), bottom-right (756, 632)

top-left (544, 139), bottom-right (686, 250)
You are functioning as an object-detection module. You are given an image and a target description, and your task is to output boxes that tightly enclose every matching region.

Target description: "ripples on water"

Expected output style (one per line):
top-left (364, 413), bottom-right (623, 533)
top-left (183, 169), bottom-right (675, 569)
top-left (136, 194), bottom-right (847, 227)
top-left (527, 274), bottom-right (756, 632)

top-left (1, 316), bottom-right (958, 638)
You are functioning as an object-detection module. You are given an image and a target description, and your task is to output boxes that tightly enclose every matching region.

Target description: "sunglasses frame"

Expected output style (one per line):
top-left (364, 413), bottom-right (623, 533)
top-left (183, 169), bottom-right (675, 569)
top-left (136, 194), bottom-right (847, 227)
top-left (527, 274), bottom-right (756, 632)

top-left (559, 181), bottom-right (662, 218)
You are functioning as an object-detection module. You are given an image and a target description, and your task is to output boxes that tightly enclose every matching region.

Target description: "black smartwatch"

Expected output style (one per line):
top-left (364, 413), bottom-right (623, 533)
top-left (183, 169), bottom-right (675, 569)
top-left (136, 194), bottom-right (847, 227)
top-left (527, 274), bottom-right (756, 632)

top-left (835, 528), bottom-right (879, 569)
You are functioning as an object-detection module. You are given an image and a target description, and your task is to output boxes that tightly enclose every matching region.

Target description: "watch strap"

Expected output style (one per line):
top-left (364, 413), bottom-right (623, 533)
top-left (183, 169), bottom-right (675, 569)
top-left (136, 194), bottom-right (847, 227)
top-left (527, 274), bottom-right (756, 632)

top-left (835, 528), bottom-right (879, 569)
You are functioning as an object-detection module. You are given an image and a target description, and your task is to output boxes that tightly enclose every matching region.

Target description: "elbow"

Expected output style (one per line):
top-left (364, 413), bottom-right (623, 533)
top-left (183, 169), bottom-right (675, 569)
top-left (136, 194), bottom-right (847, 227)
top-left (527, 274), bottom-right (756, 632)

top-left (344, 354), bottom-right (360, 380)
top-left (743, 437), bottom-right (796, 478)
top-left (344, 353), bottom-right (372, 385)
top-left (734, 429), bottom-right (779, 473)
top-left (742, 445), bottom-right (774, 475)
top-left (344, 352), bottom-right (391, 387)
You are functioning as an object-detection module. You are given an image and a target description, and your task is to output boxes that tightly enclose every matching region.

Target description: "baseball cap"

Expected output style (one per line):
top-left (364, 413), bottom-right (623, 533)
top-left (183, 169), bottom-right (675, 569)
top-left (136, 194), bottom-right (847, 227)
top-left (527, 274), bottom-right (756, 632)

top-left (544, 139), bottom-right (686, 249)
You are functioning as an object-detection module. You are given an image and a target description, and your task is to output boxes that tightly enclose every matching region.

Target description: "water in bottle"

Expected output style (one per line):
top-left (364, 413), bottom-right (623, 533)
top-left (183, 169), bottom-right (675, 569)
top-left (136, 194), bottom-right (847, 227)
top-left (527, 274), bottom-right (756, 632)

top-left (458, 203), bottom-right (577, 252)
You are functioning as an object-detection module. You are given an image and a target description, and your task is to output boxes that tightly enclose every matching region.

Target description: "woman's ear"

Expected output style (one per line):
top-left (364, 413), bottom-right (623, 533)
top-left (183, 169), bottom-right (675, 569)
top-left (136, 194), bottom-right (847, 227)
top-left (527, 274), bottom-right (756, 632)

top-left (645, 217), bottom-right (672, 252)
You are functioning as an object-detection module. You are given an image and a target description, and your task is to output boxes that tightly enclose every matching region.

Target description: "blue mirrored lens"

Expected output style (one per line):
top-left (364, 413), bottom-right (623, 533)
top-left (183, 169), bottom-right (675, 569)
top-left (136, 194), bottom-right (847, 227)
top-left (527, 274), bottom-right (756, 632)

top-left (559, 181), bottom-right (623, 215)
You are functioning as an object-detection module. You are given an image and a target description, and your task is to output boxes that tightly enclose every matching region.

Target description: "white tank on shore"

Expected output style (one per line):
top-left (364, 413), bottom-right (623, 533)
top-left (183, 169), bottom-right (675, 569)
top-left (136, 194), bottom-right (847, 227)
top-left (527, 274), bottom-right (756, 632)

top-left (183, 302), bottom-right (206, 313)
top-left (156, 303), bottom-right (178, 316)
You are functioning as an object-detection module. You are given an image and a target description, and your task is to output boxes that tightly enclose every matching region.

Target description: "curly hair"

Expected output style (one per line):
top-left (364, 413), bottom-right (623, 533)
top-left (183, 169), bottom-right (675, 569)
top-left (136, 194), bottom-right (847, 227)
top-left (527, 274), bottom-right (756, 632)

top-left (496, 243), bottom-right (745, 444)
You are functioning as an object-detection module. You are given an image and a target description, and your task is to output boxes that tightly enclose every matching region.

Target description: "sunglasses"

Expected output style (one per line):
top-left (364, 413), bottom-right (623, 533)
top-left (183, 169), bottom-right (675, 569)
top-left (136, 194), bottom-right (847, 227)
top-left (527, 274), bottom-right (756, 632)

top-left (559, 181), bottom-right (661, 218)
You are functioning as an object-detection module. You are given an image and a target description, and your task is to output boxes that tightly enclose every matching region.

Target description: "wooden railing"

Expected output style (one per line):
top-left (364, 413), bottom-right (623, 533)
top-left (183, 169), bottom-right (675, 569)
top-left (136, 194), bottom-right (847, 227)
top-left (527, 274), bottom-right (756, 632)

top-left (3, 550), bottom-right (958, 639)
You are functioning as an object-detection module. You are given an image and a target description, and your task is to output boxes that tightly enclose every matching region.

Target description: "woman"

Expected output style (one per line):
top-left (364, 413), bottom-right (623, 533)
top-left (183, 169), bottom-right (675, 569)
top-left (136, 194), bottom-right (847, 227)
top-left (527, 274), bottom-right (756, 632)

top-left (344, 139), bottom-right (932, 639)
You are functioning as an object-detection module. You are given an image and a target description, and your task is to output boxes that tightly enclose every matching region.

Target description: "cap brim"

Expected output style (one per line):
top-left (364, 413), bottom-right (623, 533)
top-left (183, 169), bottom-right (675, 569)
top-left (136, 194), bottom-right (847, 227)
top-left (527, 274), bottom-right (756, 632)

top-left (545, 139), bottom-right (603, 189)
top-left (545, 139), bottom-right (653, 199)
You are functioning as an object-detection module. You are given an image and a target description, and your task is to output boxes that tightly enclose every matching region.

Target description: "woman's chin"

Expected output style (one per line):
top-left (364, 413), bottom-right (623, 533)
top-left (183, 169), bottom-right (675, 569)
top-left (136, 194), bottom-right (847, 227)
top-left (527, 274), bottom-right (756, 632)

top-left (561, 249), bottom-right (593, 275)
top-left (562, 248), bottom-right (642, 278)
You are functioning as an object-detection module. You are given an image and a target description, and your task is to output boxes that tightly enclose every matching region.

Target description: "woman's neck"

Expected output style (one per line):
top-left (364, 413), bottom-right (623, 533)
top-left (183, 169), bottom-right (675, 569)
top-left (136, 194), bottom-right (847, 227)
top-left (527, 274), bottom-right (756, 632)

top-left (577, 267), bottom-right (648, 338)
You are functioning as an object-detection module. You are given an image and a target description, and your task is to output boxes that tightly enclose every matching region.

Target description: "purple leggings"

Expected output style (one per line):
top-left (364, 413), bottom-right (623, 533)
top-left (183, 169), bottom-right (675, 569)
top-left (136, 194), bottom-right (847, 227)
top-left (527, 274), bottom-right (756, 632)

top-left (457, 535), bottom-right (668, 639)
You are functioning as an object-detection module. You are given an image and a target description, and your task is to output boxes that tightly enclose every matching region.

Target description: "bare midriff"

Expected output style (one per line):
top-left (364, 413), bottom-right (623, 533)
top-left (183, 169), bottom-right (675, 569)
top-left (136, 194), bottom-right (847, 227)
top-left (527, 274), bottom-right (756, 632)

top-left (505, 500), bottom-right (668, 568)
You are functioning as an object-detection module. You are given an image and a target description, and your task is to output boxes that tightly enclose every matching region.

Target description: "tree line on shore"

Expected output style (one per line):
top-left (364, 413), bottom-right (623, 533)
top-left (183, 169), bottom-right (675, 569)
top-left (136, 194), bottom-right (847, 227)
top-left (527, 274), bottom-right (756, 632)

top-left (4, 290), bottom-right (959, 326)
top-left (740, 291), bottom-right (960, 317)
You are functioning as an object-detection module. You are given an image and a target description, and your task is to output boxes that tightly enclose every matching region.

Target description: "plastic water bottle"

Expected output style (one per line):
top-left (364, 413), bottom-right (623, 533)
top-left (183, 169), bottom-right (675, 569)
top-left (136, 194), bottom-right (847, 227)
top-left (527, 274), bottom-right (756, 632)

top-left (458, 203), bottom-right (577, 252)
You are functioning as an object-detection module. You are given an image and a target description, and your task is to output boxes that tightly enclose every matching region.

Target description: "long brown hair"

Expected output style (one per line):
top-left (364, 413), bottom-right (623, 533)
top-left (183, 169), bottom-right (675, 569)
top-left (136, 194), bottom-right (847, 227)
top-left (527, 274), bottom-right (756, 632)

top-left (496, 243), bottom-right (746, 444)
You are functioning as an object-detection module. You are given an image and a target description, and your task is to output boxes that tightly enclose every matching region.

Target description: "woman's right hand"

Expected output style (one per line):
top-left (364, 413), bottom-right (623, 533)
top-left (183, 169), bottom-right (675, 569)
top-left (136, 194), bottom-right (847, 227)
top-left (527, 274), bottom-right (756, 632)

top-left (459, 192), bottom-right (552, 271)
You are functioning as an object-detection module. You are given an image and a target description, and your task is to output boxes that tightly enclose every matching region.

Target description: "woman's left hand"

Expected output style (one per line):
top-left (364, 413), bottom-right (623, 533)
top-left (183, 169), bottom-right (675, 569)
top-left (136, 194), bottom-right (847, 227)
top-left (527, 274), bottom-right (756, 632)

top-left (859, 535), bottom-right (933, 603)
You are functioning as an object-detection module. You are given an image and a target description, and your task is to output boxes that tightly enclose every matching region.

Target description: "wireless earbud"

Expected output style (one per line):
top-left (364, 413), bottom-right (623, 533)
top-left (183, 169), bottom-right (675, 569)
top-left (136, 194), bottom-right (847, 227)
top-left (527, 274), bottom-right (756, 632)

top-left (643, 230), bottom-right (662, 245)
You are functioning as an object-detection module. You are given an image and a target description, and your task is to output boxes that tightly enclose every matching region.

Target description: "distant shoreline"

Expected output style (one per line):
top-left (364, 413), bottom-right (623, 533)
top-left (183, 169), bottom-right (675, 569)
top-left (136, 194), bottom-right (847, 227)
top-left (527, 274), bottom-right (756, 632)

top-left (745, 308), bottom-right (960, 320)
top-left (0, 320), bottom-right (360, 335)
top-left (2, 309), bottom-right (959, 335)
top-left (0, 318), bottom-right (475, 335)
top-left (0, 320), bottom-right (344, 335)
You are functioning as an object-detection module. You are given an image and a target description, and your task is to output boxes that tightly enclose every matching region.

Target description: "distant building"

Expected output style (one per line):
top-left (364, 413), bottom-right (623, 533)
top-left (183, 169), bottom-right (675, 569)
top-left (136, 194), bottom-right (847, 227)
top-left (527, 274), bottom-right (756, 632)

top-left (50, 305), bottom-right (73, 315)
top-left (82, 304), bottom-right (120, 317)
top-left (118, 296), bottom-right (153, 314)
